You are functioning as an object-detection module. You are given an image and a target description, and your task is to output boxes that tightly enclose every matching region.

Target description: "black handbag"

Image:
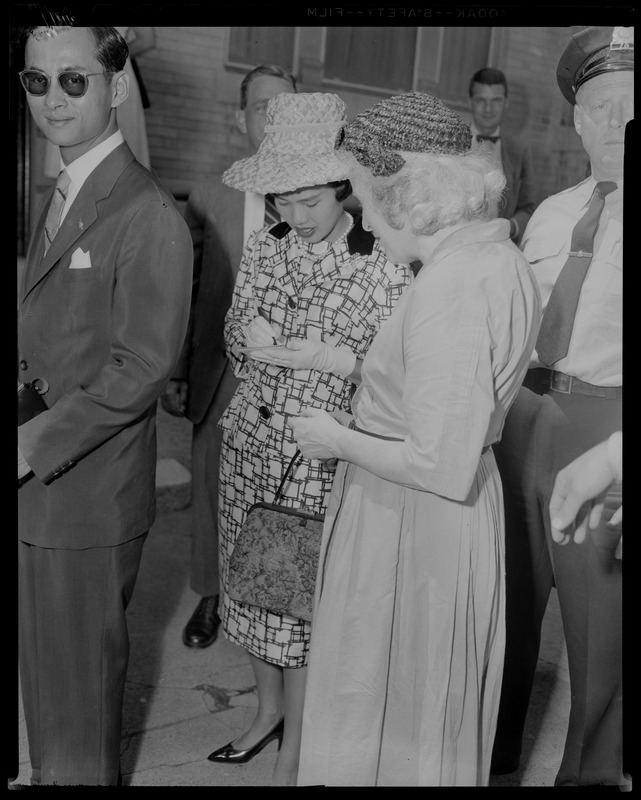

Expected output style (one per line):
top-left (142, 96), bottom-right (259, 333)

top-left (18, 379), bottom-right (48, 426)
top-left (18, 379), bottom-right (49, 487)
top-left (227, 450), bottom-right (324, 622)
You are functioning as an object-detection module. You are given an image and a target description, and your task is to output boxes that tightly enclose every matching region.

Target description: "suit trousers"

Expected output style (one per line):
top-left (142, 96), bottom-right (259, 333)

top-left (492, 375), bottom-right (623, 786)
top-left (189, 362), bottom-right (239, 598)
top-left (18, 533), bottom-right (146, 785)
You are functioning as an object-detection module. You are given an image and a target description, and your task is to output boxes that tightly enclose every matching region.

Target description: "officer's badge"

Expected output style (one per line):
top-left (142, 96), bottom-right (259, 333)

top-left (610, 27), bottom-right (634, 51)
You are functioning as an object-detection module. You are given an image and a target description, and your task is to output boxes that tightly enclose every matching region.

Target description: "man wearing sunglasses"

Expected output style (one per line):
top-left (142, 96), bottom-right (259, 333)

top-left (17, 24), bottom-right (193, 786)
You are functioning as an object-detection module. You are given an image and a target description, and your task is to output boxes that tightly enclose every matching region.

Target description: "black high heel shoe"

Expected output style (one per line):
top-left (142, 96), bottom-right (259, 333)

top-left (207, 719), bottom-right (284, 764)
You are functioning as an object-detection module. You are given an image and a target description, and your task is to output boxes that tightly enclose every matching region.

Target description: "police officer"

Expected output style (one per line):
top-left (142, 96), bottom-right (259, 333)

top-left (490, 26), bottom-right (631, 787)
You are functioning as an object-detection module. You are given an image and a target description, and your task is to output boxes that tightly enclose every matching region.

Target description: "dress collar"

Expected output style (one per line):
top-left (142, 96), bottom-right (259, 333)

top-left (430, 218), bottom-right (511, 265)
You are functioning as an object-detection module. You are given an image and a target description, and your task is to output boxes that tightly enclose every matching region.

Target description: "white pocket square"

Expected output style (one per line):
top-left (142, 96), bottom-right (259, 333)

top-left (69, 248), bottom-right (92, 269)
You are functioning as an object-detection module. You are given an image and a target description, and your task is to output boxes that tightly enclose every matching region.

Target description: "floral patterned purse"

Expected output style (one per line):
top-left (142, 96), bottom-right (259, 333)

top-left (227, 450), bottom-right (324, 622)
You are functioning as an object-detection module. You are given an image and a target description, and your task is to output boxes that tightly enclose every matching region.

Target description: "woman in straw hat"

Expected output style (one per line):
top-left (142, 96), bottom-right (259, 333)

top-left (290, 91), bottom-right (541, 786)
top-left (207, 92), bottom-right (413, 785)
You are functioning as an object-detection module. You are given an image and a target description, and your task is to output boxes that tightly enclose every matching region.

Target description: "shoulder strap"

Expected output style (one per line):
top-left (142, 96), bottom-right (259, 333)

top-left (273, 449), bottom-right (302, 503)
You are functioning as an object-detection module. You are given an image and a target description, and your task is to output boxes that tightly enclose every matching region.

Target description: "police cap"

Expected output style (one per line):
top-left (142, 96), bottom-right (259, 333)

top-left (556, 26), bottom-right (634, 104)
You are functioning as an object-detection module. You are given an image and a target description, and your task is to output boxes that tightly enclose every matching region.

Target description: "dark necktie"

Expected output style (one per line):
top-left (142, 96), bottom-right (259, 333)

top-left (535, 180), bottom-right (617, 367)
top-left (44, 169), bottom-right (71, 254)
top-left (477, 134), bottom-right (499, 144)
top-left (264, 196), bottom-right (280, 227)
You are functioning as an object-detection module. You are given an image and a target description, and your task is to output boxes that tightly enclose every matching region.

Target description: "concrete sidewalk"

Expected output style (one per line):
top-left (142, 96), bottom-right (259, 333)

top-left (13, 406), bottom-right (571, 787)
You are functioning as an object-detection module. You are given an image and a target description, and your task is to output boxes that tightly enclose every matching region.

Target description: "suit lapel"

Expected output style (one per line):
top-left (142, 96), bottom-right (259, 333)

top-left (20, 195), bottom-right (49, 303)
top-left (501, 135), bottom-right (515, 185)
top-left (21, 143), bottom-right (136, 302)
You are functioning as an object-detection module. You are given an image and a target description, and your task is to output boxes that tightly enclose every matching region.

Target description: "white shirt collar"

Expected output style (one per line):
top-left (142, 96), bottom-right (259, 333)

top-left (63, 130), bottom-right (125, 194)
top-left (470, 123), bottom-right (501, 140)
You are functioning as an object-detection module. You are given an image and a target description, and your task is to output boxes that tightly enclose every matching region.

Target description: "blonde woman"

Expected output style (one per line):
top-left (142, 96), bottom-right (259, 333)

top-left (291, 91), bottom-right (541, 786)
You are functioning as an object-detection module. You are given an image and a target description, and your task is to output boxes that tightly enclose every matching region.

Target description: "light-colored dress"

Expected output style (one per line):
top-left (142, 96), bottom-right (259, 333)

top-left (219, 213), bottom-right (412, 667)
top-left (297, 219), bottom-right (541, 785)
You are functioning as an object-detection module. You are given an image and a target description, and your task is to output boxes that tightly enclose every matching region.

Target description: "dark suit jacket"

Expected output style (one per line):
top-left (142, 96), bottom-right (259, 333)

top-left (173, 180), bottom-right (244, 425)
top-left (18, 142), bottom-right (193, 549)
top-left (499, 134), bottom-right (537, 241)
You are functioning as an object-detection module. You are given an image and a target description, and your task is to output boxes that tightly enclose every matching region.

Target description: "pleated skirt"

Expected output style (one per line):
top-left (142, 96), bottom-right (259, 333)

top-left (297, 448), bottom-right (505, 786)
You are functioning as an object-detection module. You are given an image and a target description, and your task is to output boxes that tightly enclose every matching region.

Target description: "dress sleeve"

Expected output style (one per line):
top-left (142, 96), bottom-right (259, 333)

top-left (398, 265), bottom-right (497, 499)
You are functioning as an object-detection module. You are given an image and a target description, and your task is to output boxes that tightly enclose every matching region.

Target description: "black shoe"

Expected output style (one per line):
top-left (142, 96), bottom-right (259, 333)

top-left (182, 595), bottom-right (220, 648)
top-left (207, 719), bottom-right (284, 764)
top-left (490, 754), bottom-right (521, 775)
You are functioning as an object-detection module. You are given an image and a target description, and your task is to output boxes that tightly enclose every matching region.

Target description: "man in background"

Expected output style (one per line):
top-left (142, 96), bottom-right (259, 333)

top-left (161, 64), bottom-right (297, 649)
top-left (469, 67), bottom-right (537, 244)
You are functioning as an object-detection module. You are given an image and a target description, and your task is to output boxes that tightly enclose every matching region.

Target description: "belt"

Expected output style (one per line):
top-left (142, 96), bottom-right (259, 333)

top-left (351, 422), bottom-right (403, 441)
top-left (525, 368), bottom-right (622, 400)
top-left (352, 422), bottom-right (490, 454)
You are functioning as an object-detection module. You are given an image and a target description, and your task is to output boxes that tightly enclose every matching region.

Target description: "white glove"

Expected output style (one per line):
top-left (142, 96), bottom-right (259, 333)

top-left (249, 338), bottom-right (357, 378)
top-left (245, 315), bottom-right (283, 347)
top-left (288, 407), bottom-right (345, 460)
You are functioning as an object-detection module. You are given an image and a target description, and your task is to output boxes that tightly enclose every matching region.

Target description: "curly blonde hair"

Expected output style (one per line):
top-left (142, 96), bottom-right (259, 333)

top-left (346, 150), bottom-right (507, 236)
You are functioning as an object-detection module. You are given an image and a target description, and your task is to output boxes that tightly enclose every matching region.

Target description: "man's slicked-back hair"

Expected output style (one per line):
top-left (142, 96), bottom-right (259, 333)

top-left (468, 67), bottom-right (508, 98)
top-left (88, 27), bottom-right (129, 79)
top-left (239, 64), bottom-right (297, 109)
top-left (23, 25), bottom-right (128, 80)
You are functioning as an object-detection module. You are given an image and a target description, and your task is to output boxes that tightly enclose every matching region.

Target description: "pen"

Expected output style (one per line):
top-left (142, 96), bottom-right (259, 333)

top-left (257, 307), bottom-right (278, 344)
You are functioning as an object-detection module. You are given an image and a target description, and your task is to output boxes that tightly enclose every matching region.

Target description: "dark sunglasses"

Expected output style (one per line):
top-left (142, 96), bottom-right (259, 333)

top-left (19, 69), bottom-right (106, 98)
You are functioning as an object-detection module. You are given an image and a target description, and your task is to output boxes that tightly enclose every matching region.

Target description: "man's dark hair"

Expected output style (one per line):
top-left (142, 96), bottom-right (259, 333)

top-left (468, 67), bottom-right (508, 98)
top-left (22, 25), bottom-right (128, 80)
top-left (239, 64), bottom-right (297, 109)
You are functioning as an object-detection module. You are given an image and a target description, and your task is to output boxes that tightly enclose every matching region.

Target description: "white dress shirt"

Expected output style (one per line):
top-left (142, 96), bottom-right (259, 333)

top-left (470, 123), bottom-right (502, 167)
top-left (243, 192), bottom-right (267, 248)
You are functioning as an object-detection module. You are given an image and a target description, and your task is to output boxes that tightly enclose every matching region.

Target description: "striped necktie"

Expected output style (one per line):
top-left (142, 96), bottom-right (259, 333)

top-left (535, 180), bottom-right (617, 367)
top-left (44, 169), bottom-right (71, 254)
top-left (264, 196), bottom-right (280, 227)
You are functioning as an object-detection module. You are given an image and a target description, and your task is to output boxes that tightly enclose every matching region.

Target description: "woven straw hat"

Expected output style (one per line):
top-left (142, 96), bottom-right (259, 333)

top-left (222, 92), bottom-right (349, 194)
top-left (335, 91), bottom-right (472, 177)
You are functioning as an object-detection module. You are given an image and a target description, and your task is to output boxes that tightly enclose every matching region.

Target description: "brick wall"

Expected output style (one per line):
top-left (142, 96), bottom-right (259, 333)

top-left (138, 27), bottom-right (243, 199)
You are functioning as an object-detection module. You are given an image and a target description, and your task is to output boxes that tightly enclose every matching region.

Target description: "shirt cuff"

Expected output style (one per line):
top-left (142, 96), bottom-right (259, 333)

top-left (607, 431), bottom-right (622, 482)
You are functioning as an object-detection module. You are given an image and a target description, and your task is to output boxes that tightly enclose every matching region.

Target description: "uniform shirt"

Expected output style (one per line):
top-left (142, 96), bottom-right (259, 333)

top-left (522, 176), bottom-right (622, 386)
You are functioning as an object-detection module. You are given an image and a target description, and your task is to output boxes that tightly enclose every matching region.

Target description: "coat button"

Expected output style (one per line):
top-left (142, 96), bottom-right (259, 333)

top-left (19, 360), bottom-right (28, 371)
top-left (259, 405), bottom-right (271, 420)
